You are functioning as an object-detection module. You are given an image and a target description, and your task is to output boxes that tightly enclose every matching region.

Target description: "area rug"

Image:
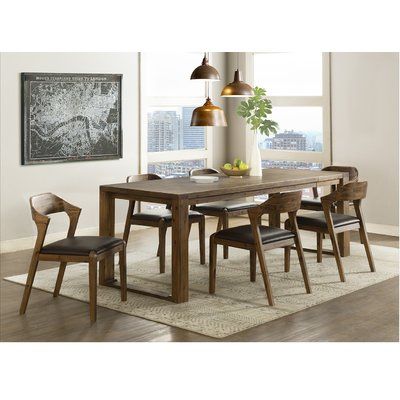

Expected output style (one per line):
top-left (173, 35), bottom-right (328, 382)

top-left (4, 234), bottom-right (399, 338)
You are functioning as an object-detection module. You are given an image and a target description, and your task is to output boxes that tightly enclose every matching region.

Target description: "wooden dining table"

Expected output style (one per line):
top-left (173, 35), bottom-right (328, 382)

top-left (99, 168), bottom-right (349, 303)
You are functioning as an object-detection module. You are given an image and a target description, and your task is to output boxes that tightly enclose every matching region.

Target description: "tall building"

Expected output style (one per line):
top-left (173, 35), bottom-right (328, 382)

top-left (272, 130), bottom-right (307, 151)
top-left (147, 111), bottom-right (181, 152)
top-left (182, 107), bottom-right (205, 150)
top-left (259, 137), bottom-right (273, 149)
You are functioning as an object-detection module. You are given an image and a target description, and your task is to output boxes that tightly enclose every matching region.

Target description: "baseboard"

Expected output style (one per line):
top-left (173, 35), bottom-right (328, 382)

top-left (0, 223), bottom-right (148, 254)
top-left (365, 223), bottom-right (399, 237)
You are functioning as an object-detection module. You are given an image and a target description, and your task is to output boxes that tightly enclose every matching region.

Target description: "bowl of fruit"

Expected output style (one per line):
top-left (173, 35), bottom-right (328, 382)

top-left (220, 159), bottom-right (251, 177)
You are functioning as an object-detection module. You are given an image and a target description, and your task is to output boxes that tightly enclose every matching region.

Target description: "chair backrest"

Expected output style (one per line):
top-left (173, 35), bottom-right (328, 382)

top-left (322, 165), bottom-right (359, 182)
top-left (30, 193), bottom-right (69, 216)
top-left (248, 191), bottom-right (302, 220)
top-left (189, 168), bottom-right (219, 176)
top-left (29, 193), bottom-right (81, 252)
top-left (321, 181), bottom-right (368, 206)
top-left (126, 173), bottom-right (162, 183)
top-left (312, 165), bottom-right (359, 198)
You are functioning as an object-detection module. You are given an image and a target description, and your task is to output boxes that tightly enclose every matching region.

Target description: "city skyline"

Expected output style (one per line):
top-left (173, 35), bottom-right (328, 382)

top-left (259, 129), bottom-right (323, 152)
top-left (147, 107), bottom-right (205, 153)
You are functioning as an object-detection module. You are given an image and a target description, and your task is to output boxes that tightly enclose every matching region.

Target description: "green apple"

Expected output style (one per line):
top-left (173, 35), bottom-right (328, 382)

top-left (239, 162), bottom-right (248, 170)
top-left (233, 158), bottom-right (242, 167)
top-left (223, 163), bottom-right (232, 170)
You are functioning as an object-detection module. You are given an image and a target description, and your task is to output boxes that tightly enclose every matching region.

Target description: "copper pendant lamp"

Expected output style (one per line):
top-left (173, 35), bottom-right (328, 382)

top-left (190, 97), bottom-right (227, 127)
top-left (221, 69), bottom-right (254, 97)
top-left (190, 52), bottom-right (220, 81)
top-left (221, 53), bottom-right (254, 97)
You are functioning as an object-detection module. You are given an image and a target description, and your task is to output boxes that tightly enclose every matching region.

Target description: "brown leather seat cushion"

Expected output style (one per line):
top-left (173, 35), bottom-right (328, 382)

top-left (301, 198), bottom-right (322, 209)
top-left (131, 209), bottom-right (203, 222)
top-left (41, 236), bottom-right (123, 256)
top-left (193, 200), bottom-right (257, 213)
top-left (214, 225), bottom-right (295, 244)
top-left (295, 211), bottom-right (359, 229)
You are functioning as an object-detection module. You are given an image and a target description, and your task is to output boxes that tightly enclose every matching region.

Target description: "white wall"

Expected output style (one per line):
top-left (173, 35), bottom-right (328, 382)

top-left (331, 52), bottom-right (399, 230)
top-left (0, 53), bottom-right (140, 249)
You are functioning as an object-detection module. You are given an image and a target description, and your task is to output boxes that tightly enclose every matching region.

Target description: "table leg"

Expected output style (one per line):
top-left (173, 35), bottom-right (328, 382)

top-left (337, 176), bottom-right (350, 257)
top-left (268, 192), bottom-right (281, 228)
top-left (99, 189), bottom-right (115, 284)
top-left (171, 198), bottom-right (189, 303)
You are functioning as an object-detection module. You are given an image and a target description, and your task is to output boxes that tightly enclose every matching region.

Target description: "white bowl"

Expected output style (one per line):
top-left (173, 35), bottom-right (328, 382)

top-left (190, 175), bottom-right (219, 184)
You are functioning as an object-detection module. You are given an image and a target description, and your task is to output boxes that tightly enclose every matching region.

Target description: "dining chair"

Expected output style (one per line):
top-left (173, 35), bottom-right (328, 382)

top-left (123, 174), bottom-right (205, 273)
top-left (19, 193), bottom-right (127, 323)
top-left (189, 168), bottom-right (257, 259)
top-left (288, 181), bottom-right (375, 282)
top-left (209, 191), bottom-right (311, 306)
top-left (301, 165), bottom-right (359, 211)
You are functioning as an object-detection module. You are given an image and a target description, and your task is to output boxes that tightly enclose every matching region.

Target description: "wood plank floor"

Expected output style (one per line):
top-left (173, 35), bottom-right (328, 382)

top-left (1, 217), bottom-right (398, 342)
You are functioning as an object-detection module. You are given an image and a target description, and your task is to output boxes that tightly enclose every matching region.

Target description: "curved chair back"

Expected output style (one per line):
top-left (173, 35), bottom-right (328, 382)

top-left (29, 193), bottom-right (81, 250)
top-left (311, 165), bottom-right (359, 198)
top-left (189, 168), bottom-right (219, 176)
top-left (126, 173), bottom-right (162, 183)
top-left (248, 191), bottom-right (302, 220)
top-left (322, 165), bottom-right (359, 182)
top-left (321, 181), bottom-right (367, 206)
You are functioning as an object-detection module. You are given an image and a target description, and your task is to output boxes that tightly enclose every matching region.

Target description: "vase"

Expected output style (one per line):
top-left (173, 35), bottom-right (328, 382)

top-left (249, 132), bottom-right (262, 177)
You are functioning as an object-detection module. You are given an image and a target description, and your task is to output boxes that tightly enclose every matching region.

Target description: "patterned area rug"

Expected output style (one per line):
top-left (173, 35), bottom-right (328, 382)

top-left (4, 234), bottom-right (399, 338)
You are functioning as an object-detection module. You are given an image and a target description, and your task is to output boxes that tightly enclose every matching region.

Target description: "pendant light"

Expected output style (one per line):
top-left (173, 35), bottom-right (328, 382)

top-left (221, 53), bottom-right (254, 97)
top-left (191, 82), bottom-right (227, 127)
top-left (190, 52), bottom-right (220, 81)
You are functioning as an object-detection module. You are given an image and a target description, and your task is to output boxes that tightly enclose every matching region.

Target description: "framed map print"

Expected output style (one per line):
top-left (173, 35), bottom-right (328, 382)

top-left (21, 73), bottom-right (122, 165)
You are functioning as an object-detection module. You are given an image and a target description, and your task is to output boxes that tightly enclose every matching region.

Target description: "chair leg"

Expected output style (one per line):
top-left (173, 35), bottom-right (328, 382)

top-left (250, 250), bottom-right (256, 282)
top-left (317, 233), bottom-right (323, 263)
top-left (209, 237), bottom-right (218, 294)
top-left (284, 246), bottom-right (291, 272)
top-left (255, 248), bottom-right (274, 306)
top-left (158, 224), bottom-right (167, 274)
top-left (327, 230), bottom-right (346, 282)
top-left (222, 212), bottom-right (229, 259)
top-left (19, 253), bottom-right (40, 314)
top-left (88, 254), bottom-right (97, 323)
top-left (199, 217), bottom-right (206, 265)
top-left (123, 201), bottom-right (135, 245)
top-left (293, 236), bottom-right (312, 294)
top-left (358, 225), bottom-right (376, 272)
top-left (216, 217), bottom-right (222, 231)
top-left (119, 245), bottom-right (127, 301)
top-left (156, 244), bottom-right (161, 257)
top-left (53, 262), bottom-right (67, 297)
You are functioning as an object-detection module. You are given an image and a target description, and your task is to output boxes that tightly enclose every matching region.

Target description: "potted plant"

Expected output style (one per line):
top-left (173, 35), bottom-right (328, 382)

top-left (236, 86), bottom-right (278, 176)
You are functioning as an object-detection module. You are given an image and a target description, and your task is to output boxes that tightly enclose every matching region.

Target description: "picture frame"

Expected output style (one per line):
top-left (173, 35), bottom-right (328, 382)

top-left (21, 72), bottom-right (122, 165)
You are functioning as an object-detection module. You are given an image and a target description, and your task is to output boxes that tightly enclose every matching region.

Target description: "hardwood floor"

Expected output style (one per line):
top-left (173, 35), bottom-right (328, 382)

top-left (1, 217), bottom-right (398, 342)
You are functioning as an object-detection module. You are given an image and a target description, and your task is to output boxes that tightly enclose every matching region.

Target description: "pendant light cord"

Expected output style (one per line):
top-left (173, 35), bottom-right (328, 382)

top-left (206, 51), bottom-right (210, 99)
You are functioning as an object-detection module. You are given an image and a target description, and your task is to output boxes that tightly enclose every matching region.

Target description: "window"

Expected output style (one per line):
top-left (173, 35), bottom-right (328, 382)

top-left (252, 52), bottom-right (331, 198)
top-left (148, 159), bottom-right (206, 178)
top-left (140, 53), bottom-right (212, 177)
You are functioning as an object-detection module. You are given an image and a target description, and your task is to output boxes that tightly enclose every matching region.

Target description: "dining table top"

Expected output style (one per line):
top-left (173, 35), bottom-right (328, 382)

top-left (100, 168), bottom-right (346, 202)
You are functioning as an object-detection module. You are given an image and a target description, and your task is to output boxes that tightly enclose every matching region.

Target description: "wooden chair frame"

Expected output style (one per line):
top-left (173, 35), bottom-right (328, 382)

top-left (190, 167), bottom-right (256, 259)
top-left (292, 181), bottom-right (375, 282)
top-left (301, 165), bottom-right (359, 211)
top-left (123, 174), bottom-right (205, 272)
top-left (209, 191), bottom-right (311, 306)
top-left (19, 193), bottom-right (127, 323)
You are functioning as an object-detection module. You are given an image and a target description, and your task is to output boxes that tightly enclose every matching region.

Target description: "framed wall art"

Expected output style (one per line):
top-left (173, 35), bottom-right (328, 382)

top-left (21, 73), bottom-right (122, 164)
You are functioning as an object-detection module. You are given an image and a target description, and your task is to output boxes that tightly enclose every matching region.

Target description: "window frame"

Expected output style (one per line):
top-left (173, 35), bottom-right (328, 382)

top-left (247, 52), bottom-right (331, 167)
top-left (139, 52), bottom-right (213, 174)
